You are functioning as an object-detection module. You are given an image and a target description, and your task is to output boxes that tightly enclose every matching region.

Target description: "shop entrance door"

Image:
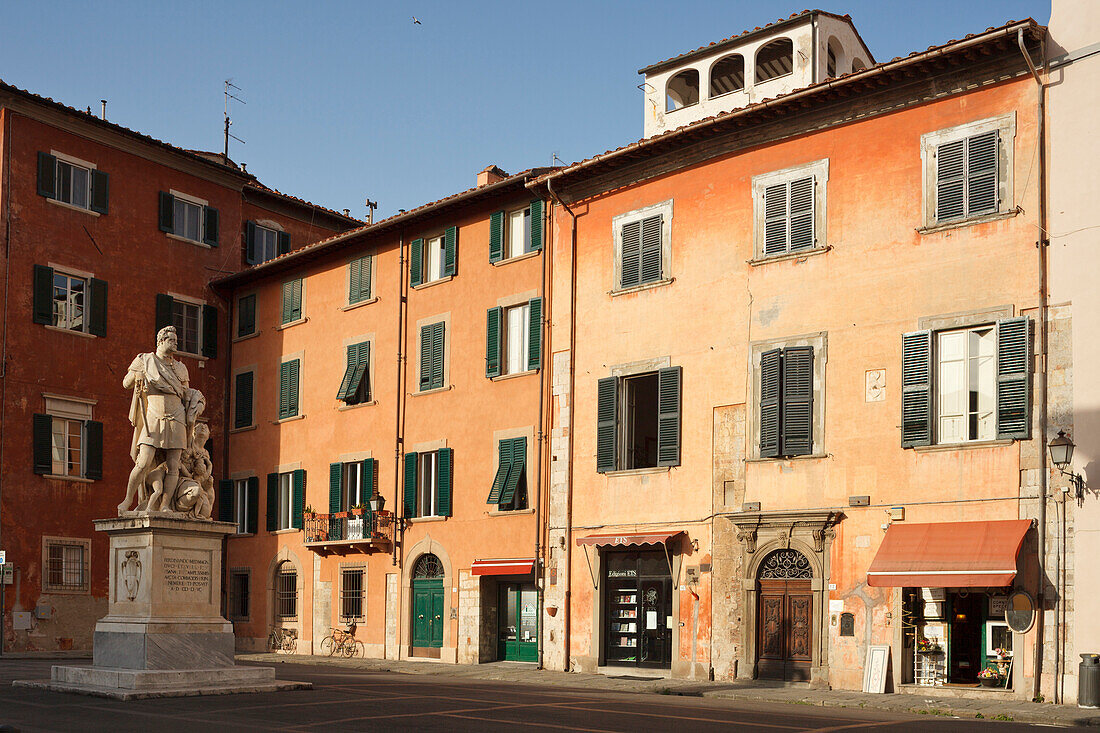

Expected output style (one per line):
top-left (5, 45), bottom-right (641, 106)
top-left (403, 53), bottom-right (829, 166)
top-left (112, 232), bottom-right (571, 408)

top-left (411, 554), bottom-right (444, 655)
top-left (498, 583), bottom-right (538, 661)
top-left (603, 551), bottom-right (672, 669)
top-left (755, 549), bottom-right (814, 682)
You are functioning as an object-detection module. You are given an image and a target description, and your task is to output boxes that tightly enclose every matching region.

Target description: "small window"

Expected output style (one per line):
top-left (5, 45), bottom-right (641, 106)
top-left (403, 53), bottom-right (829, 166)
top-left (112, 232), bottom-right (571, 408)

top-left (348, 255), bottom-right (372, 304)
top-left (755, 38), bottom-right (794, 83)
top-left (418, 322), bottom-right (446, 392)
top-left (666, 69), bottom-right (699, 111)
top-left (340, 567), bottom-right (365, 621)
top-left (277, 472), bottom-right (294, 530)
top-left (236, 293), bottom-right (256, 338)
top-left (228, 569), bottom-right (250, 621)
top-left (37, 152), bottom-right (107, 214)
top-left (490, 201), bottom-right (543, 263)
top-left (344, 461), bottom-right (366, 509)
top-left (936, 326), bottom-right (996, 444)
top-left (281, 279), bottom-right (303, 324)
top-left (758, 346), bottom-right (815, 458)
top-left (33, 398), bottom-right (101, 480)
top-left (33, 265), bottom-right (106, 336)
top-left (404, 448), bottom-right (453, 518)
top-left (278, 358), bottom-right (301, 419)
top-left (596, 367), bottom-right (682, 472)
top-left (172, 300), bottom-right (202, 355)
top-left (503, 303), bottom-right (530, 376)
top-left (486, 298), bottom-right (543, 378)
top-left (234, 478), bottom-right (251, 534)
top-left (51, 417), bottom-right (85, 477)
top-left (254, 226), bottom-right (279, 264)
top-left (752, 160), bottom-right (828, 260)
top-left (411, 226), bottom-right (456, 285)
top-left (156, 294), bottom-right (215, 359)
top-left (417, 450), bottom-right (440, 518)
top-left (337, 342), bottom-right (371, 404)
top-left (275, 562), bottom-right (297, 620)
top-left (51, 271), bottom-right (86, 332)
top-left (488, 437), bottom-right (528, 511)
top-left (55, 159), bottom-right (91, 209)
top-left (921, 116), bottom-right (1014, 230)
top-left (614, 201), bottom-right (672, 290)
top-left (507, 207), bottom-right (531, 259)
top-left (423, 235), bottom-right (445, 283)
top-left (826, 38), bottom-right (844, 78)
top-left (174, 198), bottom-right (202, 242)
top-left (43, 537), bottom-right (89, 593)
top-left (233, 371), bottom-right (254, 429)
top-left (709, 54), bottom-right (745, 97)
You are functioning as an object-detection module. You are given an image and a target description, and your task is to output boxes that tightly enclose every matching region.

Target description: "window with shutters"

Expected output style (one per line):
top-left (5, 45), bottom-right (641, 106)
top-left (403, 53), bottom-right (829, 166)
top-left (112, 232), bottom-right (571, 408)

top-left (42, 537), bottom-right (90, 594)
top-left (171, 299), bottom-right (203, 356)
top-left (596, 366), bottom-right (682, 473)
top-left (417, 320), bottom-right (447, 392)
top-left (51, 417), bottom-right (85, 478)
top-left (752, 159), bottom-right (828, 260)
top-left (34, 395), bottom-right (101, 481)
top-left (337, 341), bottom-right (372, 405)
top-left (749, 333), bottom-right (827, 459)
top-left (490, 201), bottom-right (544, 264)
top-left (418, 451), bottom-right (440, 517)
top-left (156, 294), bottom-right (216, 359)
top-left (51, 270), bottom-right (86, 332)
top-left (281, 278), bottom-right (304, 325)
top-left (612, 200), bottom-right (673, 292)
top-left (34, 264), bottom-right (106, 337)
top-left (228, 568), bottom-right (250, 621)
top-left (340, 565), bottom-right (366, 621)
top-left (486, 298), bottom-right (543, 378)
top-left (278, 358), bottom-right (301, 420)
top-left (254, 225), bottom-right (279, 264)
top-left (232, 370), bottom-right (254, 430)
top-left (37, 151), bottom-right (107, 215)
top-left (487, 437), bottom-right (528, 511)
top-left (422, 235), bottom-right (447, 284)
top-left (236, 293), bottom-right (257, 339)
top-left (159, 190), bottom-right (217, 246)
top-left (348, 255), bottom-right (373, 304)
top-left (920, 114), bottom-right (1015, 230)
top-left (275, 561), bottom-right (298, 620)
top-left (276, 472), bottom-right (294, 530)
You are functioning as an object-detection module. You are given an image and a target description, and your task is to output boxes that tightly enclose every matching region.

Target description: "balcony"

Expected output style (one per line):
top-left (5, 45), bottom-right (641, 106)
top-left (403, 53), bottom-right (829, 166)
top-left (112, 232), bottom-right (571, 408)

top-left (303, 510), bottom-right (395, 556)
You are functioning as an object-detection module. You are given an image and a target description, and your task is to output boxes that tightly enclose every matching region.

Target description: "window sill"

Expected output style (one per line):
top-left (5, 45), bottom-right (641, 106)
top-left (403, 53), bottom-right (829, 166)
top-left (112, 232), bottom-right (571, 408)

top-left (273, 414), bottom-right (306, 424)
top-left (491, 369), bottom-right (538, 382)
top-left (43, 474), bottom-right (94, 483)
top-left (917, 208), bottom-right (1019, 235)
top-left (749, 246), bottom-right (831, 266)
top-left (233, 330), bottom-right (261, 343)
top-left (166, 232), bottom-right (212, 248)
top-left (912, 439), bottom-right (1014, 453)
top-left (172, 349), bottom-right (208, 363)
top-left (340, 297), bottom-right (378, 312)
top-left (490, 507), bottom-right (535, 517)
top-left (493, 250), bottom-right (541, 266)
top-left (275, 317), bottom-right (308, 331)
top-left (44, 325), bottom-right (96, 339)
top-left (603, 466), bottom-right (672, 477)
top-left (408, 515), bottom-right (447, 524)
top-left (229, 424), bottom-right (257, 434)
top-left (413, 275), bottom-right (454, 291)
top-left (338, 400), bottom-right (377, 411)
top-left (46, 198), bottom-right (100, 217)
top-left (746, 453), bottom-right (830, 463)
top-left (232, 532), bottom-right (255, 539)
top-left (42, 587), bottom-right (91, 595)
top-left (610, 277), bottom-right (675, 297)
top-left (271, 528), bottom-right (300, 535)
top-left (411, 385), bottom-right (451, 397)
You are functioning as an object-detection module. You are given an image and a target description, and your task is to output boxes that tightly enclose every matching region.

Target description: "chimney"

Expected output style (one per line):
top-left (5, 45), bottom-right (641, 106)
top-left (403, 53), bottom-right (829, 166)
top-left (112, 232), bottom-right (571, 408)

top-left (100, 100), bottom-right (107, 120)
top-left (477, 164), bottom-right (507, 187)
top-left (240, 162), bottom-right (248, 173)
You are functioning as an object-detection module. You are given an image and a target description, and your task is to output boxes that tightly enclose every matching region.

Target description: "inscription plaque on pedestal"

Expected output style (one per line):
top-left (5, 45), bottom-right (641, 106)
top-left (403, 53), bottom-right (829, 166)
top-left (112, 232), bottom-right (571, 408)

top-left (163, 550), bottom-right (213, 603)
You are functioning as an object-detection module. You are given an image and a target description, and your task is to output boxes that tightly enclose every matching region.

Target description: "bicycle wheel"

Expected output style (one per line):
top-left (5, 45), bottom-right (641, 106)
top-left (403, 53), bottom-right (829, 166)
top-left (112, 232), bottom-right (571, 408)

top-left (320, 636), bottom-right (335, 656)
top-left (284, 636), bottom-right (296, 654)
top-left (268, 633), bottom-right (280, 653)
top-left (342, 639), bottom-right (356, 658)
top-left (352, 641), bottom-right (365, 658)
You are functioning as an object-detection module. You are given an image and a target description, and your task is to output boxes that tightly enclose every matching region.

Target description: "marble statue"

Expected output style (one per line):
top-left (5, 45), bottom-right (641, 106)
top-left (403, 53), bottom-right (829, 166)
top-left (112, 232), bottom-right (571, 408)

top-left (118, 326), bottom-right (213, 519)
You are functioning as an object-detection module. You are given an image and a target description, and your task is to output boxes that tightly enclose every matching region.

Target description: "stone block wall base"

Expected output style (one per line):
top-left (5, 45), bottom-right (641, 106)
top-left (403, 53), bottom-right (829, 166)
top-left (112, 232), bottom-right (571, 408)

top-left (93, 630), bottom-right (235, 670)
top-left (12, 665), bottom-right (310, 700)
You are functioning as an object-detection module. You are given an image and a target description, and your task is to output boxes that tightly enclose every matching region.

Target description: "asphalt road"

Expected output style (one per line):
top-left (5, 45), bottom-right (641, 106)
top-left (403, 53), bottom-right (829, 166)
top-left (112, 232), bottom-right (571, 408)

top-left (0, 659), bottom-right (1048, 732)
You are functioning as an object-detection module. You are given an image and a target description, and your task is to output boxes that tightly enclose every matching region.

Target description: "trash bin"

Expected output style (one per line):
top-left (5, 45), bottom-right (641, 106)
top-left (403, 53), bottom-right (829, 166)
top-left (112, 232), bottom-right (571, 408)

top-left (1081, 654), bottom-right (1100, 709)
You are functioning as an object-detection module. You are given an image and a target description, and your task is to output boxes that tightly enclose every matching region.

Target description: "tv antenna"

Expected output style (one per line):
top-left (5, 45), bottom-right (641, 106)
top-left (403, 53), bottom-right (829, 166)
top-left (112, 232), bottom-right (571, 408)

top-left (223, 80), bottom-right (246, 160)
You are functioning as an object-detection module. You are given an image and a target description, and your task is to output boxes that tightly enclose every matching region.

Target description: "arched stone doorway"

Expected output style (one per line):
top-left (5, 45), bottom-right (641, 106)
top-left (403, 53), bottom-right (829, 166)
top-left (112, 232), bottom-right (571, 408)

top-left (411, 553), bottom-right (445, 655)
top-left (755, 548), bottom-right (813, 681)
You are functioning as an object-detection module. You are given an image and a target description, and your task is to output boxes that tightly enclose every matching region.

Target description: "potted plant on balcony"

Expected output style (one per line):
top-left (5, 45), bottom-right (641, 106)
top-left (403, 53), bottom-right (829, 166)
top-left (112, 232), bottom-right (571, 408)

top-left (350, 504), bottom-right (367, 517)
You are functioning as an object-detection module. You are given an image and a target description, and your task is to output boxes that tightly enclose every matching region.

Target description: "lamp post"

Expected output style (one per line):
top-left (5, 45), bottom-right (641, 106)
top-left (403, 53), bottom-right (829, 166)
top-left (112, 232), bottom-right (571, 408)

top-left (1048, 430), bottom-right (1086, 500)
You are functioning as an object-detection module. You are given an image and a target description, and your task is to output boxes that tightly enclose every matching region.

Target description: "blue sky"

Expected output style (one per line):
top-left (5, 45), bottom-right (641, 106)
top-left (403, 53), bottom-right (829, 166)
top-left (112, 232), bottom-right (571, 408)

top-left (2, 1), bottom-right (1049, 220)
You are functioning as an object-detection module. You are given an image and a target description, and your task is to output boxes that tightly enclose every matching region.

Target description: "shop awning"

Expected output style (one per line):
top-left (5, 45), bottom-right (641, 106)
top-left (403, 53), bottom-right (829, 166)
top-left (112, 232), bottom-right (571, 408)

top-left (866, 519), bottom-right (1031, 588)
top-left (471, 558), bottom-right (536, 576)
top-left (575, 530), bottom-right (683, 548)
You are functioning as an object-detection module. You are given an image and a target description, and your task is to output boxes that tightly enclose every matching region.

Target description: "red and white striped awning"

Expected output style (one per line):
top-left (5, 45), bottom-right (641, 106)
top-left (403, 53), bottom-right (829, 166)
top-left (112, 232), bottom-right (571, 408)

top-left (471, 558), bottom-right (536, 576)
top-left (575, 531), bottom-right (683, 548)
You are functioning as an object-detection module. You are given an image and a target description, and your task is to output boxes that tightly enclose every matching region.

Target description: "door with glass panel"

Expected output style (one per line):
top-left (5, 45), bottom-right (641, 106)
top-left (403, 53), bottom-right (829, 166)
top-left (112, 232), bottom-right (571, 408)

top-left (499, 583), bottom-right (538, 661)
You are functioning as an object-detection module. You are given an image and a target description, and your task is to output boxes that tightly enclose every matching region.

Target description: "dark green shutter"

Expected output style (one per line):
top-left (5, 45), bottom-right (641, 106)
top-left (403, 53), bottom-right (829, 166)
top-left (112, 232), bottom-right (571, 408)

top-left (245, 221), bottom-right (257, 264)
top-left (201, 304), bottom-right (218, 359)
top-left (410, 238), bottom-right (423, 287)
top-left (620, 220), bottom-right (641, 288)
top-left (37, 152), bottom-right (57, 198)
top-left (329, 462), bottom-right (344, 513)
top-left (996, 317), bottom-right (1031, 440)
top-left (529, 199), bottom-right (544, 252)
top-left (84, 420), bottom-right (103, 480)
top-left (158, 191), bottom-right (174, 232)
top-left (486, 307), bottom-right (502, 378)
top-left (442, 225), bottom-right (457, 277)
top-left (404, 452), bottom-right (418, 516)
top-left (33, 413), bottom-right (52, 474)
top-left (527, 297), bottom-right (543, 372)
top-left (500, 438), bottom-right (525, 504)
top-left (639, 215), bottom-right (663, 284)
top-left (901, 330), bottom-right (933, 447)
top-left (237, 294), bottom-right (256, 337)
top-left (759, 349), bottom-right (781, 458)
top-left (352, 342), bottom-right (370, 401)
top-left (596, 377), bottom-right (618, 472)
top-left (88, 278), bottom-right (107, 337)
top-left (90, 170), bottom-right (109, 214)
top-left (350, 256), bottom-right (371, 303)
top-left (282, 279), bottom-right (302, 323)
top-left (362, 458), bottom-right (376, 521)
top-left (656, 366), bottom-right (682, 466)
top-left (419, 325), bottom-right (432, 391)
top-left (781, 347), bottom-right (813, 456)
top-left (431, 322), bottom-right (445, 389)
top-left (277, 230), bottom-right (290, 255)
top-left (155, 294), bottom-right (174, 334)
top-left (33, 265), bottom-right (54, 325)
top-left (489, 211), bottom-right (504, 263)
top-left (234, 371), bottom-right (254, 429)
top-left (487, 439), bottom-right (513, 503)
top-left (291, 469), bottom-right (305, 529)
top-left (218, 479), bottom-right (234, 523)
top-left (337, 344), bottom-right (359, 400)
top-left (437, 447), bottom-right (453, 517)
top-left (247, 476), bottom-right (259, 534)
top-left (287, 359), bottom-right (301, 418)
top-left (203, 206), bottom-right (219, 246)
top-left (279, 359), bottom-right (300, 419)
top-left (266, 473), bottom-right (278, 531)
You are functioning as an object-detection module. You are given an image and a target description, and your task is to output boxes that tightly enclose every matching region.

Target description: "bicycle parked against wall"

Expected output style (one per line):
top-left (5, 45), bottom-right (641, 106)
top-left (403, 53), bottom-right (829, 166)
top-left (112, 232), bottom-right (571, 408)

top-left (268, 626), bottom-right (297, 654)
top-left (320, 622), bottom-right (364, 658)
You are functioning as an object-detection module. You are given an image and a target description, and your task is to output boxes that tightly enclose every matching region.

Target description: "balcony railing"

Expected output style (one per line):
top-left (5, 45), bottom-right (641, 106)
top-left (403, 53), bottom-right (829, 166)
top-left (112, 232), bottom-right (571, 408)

top-left (303, 510), bottom-right (394, 555)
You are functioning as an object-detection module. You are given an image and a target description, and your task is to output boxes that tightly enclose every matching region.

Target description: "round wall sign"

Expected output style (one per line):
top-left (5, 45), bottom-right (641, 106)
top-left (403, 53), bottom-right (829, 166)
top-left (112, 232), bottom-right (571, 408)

top-left (1006, 590), bottom-right (1035, 633)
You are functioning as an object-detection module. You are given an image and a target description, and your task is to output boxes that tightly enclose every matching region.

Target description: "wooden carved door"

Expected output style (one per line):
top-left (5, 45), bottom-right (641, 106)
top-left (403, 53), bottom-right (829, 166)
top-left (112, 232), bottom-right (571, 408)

top-left (756, 549), bottom-right (814, 681)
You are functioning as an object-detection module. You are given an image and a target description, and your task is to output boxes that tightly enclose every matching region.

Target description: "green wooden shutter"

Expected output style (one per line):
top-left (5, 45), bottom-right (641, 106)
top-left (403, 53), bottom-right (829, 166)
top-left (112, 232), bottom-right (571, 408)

top-left (410, 238), bottom-right (423, 287)
top-left (759, 349), bottom-right (782, 458)
top-left (337, 344), bottom-right (359, 400)
top-left (155, 294), bottom-right (174, 334)
top-left (781, 347), bottom-right (813, 456)
top-left (656, 366), bottom-right (682, 466)
top-left (291, 469), bottom-right (306, 529)
top-left (277, 230), bottom-right (290, 256)
top-left (901, 330), bottom-right (933, 447)
top-left (788, 177), bottom-right (815, 252)
top-left (430, 322), bottom-right (445, 389)
top-left (90, 170), bottom-right (109, 214)
top-left (967, 130), bottom-right (999, 216)
top-left (419, 325), bottom-right (432, 391)
top-left (247, 476), bottom-right (259, 534)
top-left (437, 447), bottom-right (453, 516)
top-left (596, 377), bottom-right (618, 472)
top-left (88, 278), bottom-right (107, 337)
top-left (266, 473), bottom-right (278, 531)
top-left (201, 304), bottom-right (218, 359)
top-left (203, 206), bottom-right (219, 246)
top-left (279, 359), bottom-right (300, 419)
top-left (996, 317), bottom-right (1031, 440)
top-left (404, 452), bottom-right (418, 516)
top-left (359, 254), bottom-right (372, 300)
top-left (287, 359), bottom-right (300, 418)
top-left (352, 342), bottom-right (370, 402)
top-left (639, 215), bottom-right (663, 284)
top-left (245, 221), bottom-right (258, 264)
top-left (234, 371), bottom-right (254, 429)
top-left (936, 139), bottom-right (966, 222)
top-left (349, 255), bottom-right (372, 303)
top-left (527, 297), bottom-right (543, 372)
top-left (442, 225), bottom-right (457, 277)
top-left (218, 479), bottom-right (234, 523)
top-left (33, 265), bottom-right (54, 325)
top-left (37, 152), bottom-right (57, 198)
top-left (158, 191), bottom-right (174, 233)
top-left (33, 413), bottom-right (52, 474)
top-left (529, 199), bottom-right (544, 252)
top-left (500, 438), bottom-right (525, 504)
top-left (237, 294), bottom-right (256, 337)
top-left (620, 219), bottom-right (641, 288)
top-left (282, 279), bottom-right (302, 323)
top-left (84, 420), bottom-right (103, 480)
top-left (329, 462), bottom-right (344, 513)
top-left (486, 307), bottom-right (502, 378)
top-left (487, 439), bottom-right (513, 503)
top-left (763, 182), bottom-right (788, 256)
top-left (489, 211), bottom-right (505, 263)
top-left (362, 459), bottom-right (376, 521)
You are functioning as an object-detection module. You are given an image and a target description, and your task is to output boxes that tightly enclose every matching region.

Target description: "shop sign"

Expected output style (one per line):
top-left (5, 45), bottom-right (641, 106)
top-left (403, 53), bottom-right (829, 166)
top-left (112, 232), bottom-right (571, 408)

top-left (989, 595), bottom-right (1008, 616)
top-left (607, 569), bottom-right (637, 578)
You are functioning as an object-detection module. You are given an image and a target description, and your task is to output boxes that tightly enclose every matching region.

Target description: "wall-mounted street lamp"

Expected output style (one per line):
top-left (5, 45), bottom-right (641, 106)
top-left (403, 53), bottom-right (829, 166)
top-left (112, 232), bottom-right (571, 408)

top-left (1048, 430), bottom-right (1086, 500)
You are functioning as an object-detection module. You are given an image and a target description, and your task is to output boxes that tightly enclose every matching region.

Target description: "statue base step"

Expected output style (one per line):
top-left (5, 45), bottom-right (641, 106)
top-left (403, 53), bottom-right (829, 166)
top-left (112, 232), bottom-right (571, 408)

top-left (15, 665), bottom-right (311, 700)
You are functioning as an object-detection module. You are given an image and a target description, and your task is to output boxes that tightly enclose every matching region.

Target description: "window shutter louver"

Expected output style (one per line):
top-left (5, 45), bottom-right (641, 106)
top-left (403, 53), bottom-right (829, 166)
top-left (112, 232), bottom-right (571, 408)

top-left (437, 447), bottom-right (453, 517)
top-left (967, 130), bottom-right (999, 216)
top-left (350, 255), bottom-right (371, 303)
top-left (277, 230), bottom-right (290, 256)
top-left (158, 192), bottom-right (174, 232)
top-left (639, 215), bottom-right (663, 284)
top-left (266, 473), bottom-right (278, 531)
top-left (350, 341), bottom-right (370, 401)
top-left (88, 278), bottom-right (108, 337)
top-left (788, 177), bottom-right (815, 251)
top-left (33, 414), bottom-right (52, 474)
top-left (201, 304), bottom-right (218, 359)
top-left (234, 371), bottom-right (254, 429)
top-left (279, 359), bottom-right (299, 419)
top-left (763, 183), bottom-right (788, 256)
top-left (282, 279), bottom-right (302, 323)
top-left (403, 452), bottom-right (418, 517)
top-left (245, 221), bottom-right (257, 264)
top-left (329, 462), bottom-right (344, 513)
top-left (247, 476), bottom-right (259, 534)
top-left (360, 254), bottom-right (372, 300)
top-left (237, 294), bottom-right (255, 338)
top-left (203, 206), bottom-right (219, 246)
top-left (657, 366), bottom-right (682, 466)
top-left (419, 325), bottom-right (432, 391)
top-left (37, 152), bottom-right (57, 198)
top-left (430, 322), bottom-right (445, 389)
top-left (84, 420), bottom-right (103, 480)
top-left (759, 349), bottom-right (782, 458)
top-left (620, 220), bottom-right (642, 288)
top-left (529, 199), bottom-right (544, 252)
top-left (489, 211), bottom-right (504, 263)
top-left (596, 377), bottom-right (618, 472)
top-left (90, 170), bottom-right (109, 214)
top-left (781, 347), bottom-right (814, 456)
top-left (936, 139), bottom-right (966, 222)
top-left (337, 344), bottom-right (359, 400)
top-left (291, 469), bottom-right (305, 529)
top-left (486, 307), bottom-right (502, 378)
top-left (33, 265), bottom-right (54, 325)
top-left (155, 294), bottom-right (174, 334)
top-left (362, 458), bottom-right (375, 522)
top-left (218, 479), bottom-right (234, 523)
top-left (500, 438), bottom-right (525, 504)
top-left (488, 439), bottom-right (513, 504)
top-left (527, 297), bottom-right (543, 372)
top-left (442, 225), bottom-right (457, 277)
top-left (901, 330), bottom-right (933, 447)
top-left (410, 238), bottom-right (423, 287)
top-left (996, 317), bottom-right (1031, 440)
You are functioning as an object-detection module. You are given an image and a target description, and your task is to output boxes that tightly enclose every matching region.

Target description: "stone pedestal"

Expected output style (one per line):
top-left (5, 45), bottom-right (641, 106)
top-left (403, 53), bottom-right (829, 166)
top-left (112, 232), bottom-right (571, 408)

top-left (15, 514), bottom-right (309, 699)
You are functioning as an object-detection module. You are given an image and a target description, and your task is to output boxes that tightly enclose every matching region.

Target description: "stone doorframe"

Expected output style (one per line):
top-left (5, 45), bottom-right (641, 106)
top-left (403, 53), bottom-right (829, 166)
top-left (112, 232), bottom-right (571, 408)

top-left (729, 510), bottom-right (843, 689)
top-left (401, 534), bottom-right (456, 662)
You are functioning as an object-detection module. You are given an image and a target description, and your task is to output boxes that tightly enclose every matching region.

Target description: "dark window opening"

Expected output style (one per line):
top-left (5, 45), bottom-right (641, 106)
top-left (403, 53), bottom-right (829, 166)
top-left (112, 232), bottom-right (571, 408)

top-left (624, 373), bottom-right (659, 469)
top-left (710, 55), bottom-right (745, 96)
top-left (229, 571), bottom-right (250, 620)
top-left (755, 38), bottom-right (794, 83)
top-left (851, 57), bottom-right (866, 72)
top-left (666, 69), bottom-right (700, 111)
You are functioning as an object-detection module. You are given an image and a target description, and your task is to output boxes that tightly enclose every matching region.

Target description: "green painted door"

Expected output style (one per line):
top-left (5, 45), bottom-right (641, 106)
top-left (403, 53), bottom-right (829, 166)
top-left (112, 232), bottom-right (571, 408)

top-left (413, 579), bottom-right (444, 648)
top-left (499, 583), bottom-right (538, 662)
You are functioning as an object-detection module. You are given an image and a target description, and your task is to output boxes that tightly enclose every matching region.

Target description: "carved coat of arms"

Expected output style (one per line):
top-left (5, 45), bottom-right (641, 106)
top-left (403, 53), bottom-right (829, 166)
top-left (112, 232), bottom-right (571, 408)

top-left (121, 550), bottom-right (142, 601)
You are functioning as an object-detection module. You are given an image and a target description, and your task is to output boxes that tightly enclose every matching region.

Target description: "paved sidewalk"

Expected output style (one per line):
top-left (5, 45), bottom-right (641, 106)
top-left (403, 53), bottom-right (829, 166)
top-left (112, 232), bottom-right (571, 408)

top-left (238, 652), bottom-right (1100, 727)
